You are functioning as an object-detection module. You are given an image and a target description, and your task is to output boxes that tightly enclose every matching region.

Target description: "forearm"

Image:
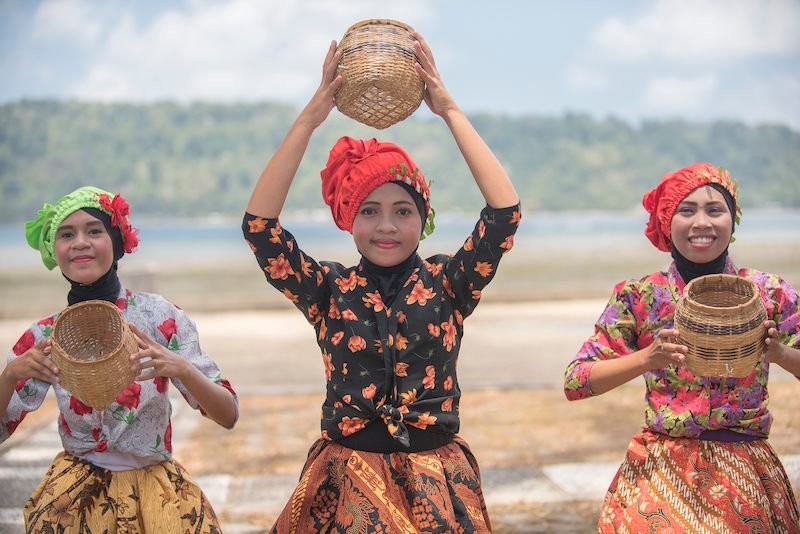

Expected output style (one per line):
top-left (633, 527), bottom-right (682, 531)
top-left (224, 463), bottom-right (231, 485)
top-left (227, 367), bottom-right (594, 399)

top-left (246, 116), bottom-right (317, 218)
top-left (772, 345), bottom-right (800, 378)
top-left (588, 349), bottom-right (648, 395)
top-left (179, 366), bottom-right (237, 428)
top-left (0, 371), bottom-right (16, 421)
top-left (442, 108), bottom-right (519, 209)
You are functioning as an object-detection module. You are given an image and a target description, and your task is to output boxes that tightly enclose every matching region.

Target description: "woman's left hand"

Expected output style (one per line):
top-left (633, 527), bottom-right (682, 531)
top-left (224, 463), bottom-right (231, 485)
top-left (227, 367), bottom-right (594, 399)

top-left (128, 323), bottom-right (191, 382)
top-left (762, 319), bottom-right (788, 365)
top-left (413, 32), bottom-right (458, 118)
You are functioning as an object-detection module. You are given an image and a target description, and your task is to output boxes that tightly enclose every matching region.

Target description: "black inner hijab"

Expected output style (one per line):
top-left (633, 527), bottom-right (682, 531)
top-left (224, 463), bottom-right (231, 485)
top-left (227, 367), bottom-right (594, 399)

top-left (64, 207), bottom-right (124, 305)
top-left (360, 252), bottom-right (418, 308)
top-left (671, 183), bottom-right (736, 283)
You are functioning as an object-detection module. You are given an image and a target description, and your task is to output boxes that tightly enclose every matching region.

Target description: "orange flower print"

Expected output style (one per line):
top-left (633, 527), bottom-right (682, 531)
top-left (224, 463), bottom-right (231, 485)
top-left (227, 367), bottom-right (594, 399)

top-left (265, 254), bottom-right (294, 280)
top-left (281, 288), bottom-right (299, 303)
top-left (322, 351), bottom-right (335, 381)
top-left (441, 397), bottom-right (453, 412)
top-left (403, 271), bottom-right (419, 288)
top-left (339, 416), bottom-right (368, 436)
top-left (318, 317), bottom-right (327, 340)
top-left (424, 261), bottom-right (443, 276)
top-left (247, 217), bottom-right (267, 233)
top-left (269, 225), bottom-right (282, 244)
top-left (362, 291), bottom-right (385, 312)
top-left (373, 339), bottom-right (384, 353)
top-left (342, 394), bottom-right (352, 404)
top-left (441, 317), bottom-right (457, 352)
top-left (474, 262), bottom-right (494, 278)
top-left (395, 362), bottom-right (409, 377)
top-left (478, 219), bottom-right (486, 238)
top-left (348, 335), bottom-right (366, 352)
top-left (443, 375), bottom-right (454, 391)
top-left (362, 383), bottom-right (377, 400)
top-left (397, 311), bottom-right (406, 324)
top-left (500, 235), bottom-right (514, 252)
top-left (342, 363), bottom-right (348, 375)
top-left (471, 289), bottom-right (482, 300)
top-left (328, 297), bottom-right (341, 319)
top-left (336, 271), bottom-right (367, 293)
top-left (406, 280), bottom-right (436, 306)
top-left (331, 331), bottom-right (345, 346)
top-left (400, 388), bottom-right (418, 405)
top-left (422, 365), bottom-right (436, 389)
top-left (307, 303), bottom-right (321, 324)
top-left (463, 234), bottom-right (474, 251)
top-left (409, 411), bottom-right (438, 430)
top-left (342, 309), bottom-right (358, 321)
top-left (322, 430), bottom-right (331, 440)
top-left (316, 271), bottom-right (323, 286)
top-left (287, 239), bottom-right (294, 252)
top-left (454, 310), bottom-right (463, 326)
top-left (443, 276), bottom-right (455, 298)
top-left (395, 333), bottom-right (408, 350)
top-left (246, 240), bottom-right (257, 253)
top-left (510, 209), bottom-right (522, 225)
top-left (428, 323), bottom-right (441, 337)
top-left (299, 252), bottom-right (313, 278)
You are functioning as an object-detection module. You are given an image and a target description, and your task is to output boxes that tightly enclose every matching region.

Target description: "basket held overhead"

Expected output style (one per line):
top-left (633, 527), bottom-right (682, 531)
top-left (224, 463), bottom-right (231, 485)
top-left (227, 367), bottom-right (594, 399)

top-left (674, 274), bottom-right (767, 378)
top-left (335, 19), bottom-right (424, 129)
top-left (51, 299), bottom-right (138, 409)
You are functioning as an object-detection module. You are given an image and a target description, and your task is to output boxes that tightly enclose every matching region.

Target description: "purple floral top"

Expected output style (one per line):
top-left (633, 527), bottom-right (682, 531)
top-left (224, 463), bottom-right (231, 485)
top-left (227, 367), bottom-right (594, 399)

top-left (564, 257), bottom-right (800, 438)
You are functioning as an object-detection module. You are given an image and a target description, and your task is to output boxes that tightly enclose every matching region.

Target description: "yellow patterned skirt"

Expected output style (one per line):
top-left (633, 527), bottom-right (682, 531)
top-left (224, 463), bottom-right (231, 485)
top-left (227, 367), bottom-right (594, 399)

top-left (24, 451), bottom-right (221, 533)
top-left (599, 430), bottom-right (799, 533)
top-left (269, 436), bottom-right (491, 533)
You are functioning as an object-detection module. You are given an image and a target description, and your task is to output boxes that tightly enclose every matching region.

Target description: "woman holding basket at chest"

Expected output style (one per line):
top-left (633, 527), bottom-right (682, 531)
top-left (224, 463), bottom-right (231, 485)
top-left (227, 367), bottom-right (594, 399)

top-left (242, 33), bottom-right (520, 533)
top-left (564, 163), bottom-right (800, 532)
top-left (0, 186), bottom-right (238, 532)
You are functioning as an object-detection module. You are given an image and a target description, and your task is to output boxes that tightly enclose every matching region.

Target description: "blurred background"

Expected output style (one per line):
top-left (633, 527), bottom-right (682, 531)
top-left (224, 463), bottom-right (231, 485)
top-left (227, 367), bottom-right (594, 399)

top-left (1, 1), bottom-right (798, 531)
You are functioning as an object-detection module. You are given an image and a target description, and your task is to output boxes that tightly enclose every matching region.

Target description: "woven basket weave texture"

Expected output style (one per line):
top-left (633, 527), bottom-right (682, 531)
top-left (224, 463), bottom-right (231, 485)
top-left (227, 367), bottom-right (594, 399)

top-left (51, 300), bottom-right (138, 409)
top-left (675, 274), bottom-right (767, 378)
top-left (335, 19), bottom-right (424, 129)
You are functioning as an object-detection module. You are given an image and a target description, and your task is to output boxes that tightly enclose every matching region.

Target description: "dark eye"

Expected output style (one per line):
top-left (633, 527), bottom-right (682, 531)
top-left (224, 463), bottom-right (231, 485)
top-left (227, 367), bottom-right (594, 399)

top-left (359, 207), bottom-right (377, 216)
top-left (89, 227), bottom-right (105, 235)
top-left (57, 230), bottom-right (74, 239)
top-left (676, 206), bottom-right (694, 215)
top-left (397, 207), bottom-right (412, 216)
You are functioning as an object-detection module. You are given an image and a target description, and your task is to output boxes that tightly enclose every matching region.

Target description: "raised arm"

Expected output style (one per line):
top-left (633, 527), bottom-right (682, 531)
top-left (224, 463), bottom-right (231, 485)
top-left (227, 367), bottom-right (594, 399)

top-left (413, 32), bottom-right (519, 209)
top-left (246, 40), bottom-right (342, 218)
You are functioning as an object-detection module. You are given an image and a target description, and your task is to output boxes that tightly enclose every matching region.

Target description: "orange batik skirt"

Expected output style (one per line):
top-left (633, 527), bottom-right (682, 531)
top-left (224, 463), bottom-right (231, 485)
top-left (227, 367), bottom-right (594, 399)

top-left (269, 436), bottom-right (491, 533)
top-left (599, 430), bottom-right (799, 533)
top-left (24, 451), bottom-right (221, 533)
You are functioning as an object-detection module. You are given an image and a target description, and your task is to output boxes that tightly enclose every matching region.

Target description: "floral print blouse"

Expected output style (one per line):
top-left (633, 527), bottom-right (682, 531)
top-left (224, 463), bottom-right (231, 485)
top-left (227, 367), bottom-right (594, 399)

top-left (1, 288), bottom-right (238, 464)
top-left (564, 257), bottom-right (800, 438)
top-left (242, 204), bottom-right (520, 446)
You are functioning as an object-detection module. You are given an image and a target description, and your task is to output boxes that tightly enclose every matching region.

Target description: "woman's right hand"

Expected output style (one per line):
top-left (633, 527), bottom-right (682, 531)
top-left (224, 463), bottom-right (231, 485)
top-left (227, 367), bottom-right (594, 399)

top-left (642, 328), bottom-right (687, 371)
top-left (1, 338), bottom-right (59, 385)
top-left (297, 40), bottom-right (343, 129)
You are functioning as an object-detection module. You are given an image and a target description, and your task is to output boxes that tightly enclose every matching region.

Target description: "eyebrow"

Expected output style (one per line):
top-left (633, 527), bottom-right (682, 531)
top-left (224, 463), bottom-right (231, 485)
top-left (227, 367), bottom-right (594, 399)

top-left (58, 220), bottom-right (104, 231)
top-left (677, 200), bottom-right (726, 206)
top-left (360, 200), bottom-right (415, 206)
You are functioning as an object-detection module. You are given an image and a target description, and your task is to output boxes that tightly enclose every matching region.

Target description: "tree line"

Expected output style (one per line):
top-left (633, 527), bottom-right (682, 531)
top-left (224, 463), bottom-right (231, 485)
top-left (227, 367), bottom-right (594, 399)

top-left (1, 100), bottom-right (798, 223)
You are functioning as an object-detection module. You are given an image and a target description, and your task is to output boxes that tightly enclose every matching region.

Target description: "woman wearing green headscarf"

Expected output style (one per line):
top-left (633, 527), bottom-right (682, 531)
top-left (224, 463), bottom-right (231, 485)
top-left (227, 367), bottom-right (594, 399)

top-left (1, 186), bottom-right (239, 532)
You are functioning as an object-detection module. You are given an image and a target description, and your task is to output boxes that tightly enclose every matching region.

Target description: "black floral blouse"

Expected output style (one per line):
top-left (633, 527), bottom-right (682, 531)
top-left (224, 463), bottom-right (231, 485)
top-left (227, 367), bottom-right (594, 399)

top-left (242, 204), bottom-right (520, 448)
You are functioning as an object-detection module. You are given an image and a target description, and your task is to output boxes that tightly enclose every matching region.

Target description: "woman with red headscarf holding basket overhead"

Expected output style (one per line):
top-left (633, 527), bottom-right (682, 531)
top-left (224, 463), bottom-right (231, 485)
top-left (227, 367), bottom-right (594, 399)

top-left (242, 34), bottom-right (520, 533)
top-left (564, 164), bottom-right (800, 532)
top-left (1, 186), bottom-right (238, 532)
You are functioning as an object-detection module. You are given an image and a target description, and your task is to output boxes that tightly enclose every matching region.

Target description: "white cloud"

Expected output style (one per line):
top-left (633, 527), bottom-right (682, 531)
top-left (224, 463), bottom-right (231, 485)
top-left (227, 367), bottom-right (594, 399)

top-left (566, 65), bottom-right (607, 91)
top-left (643, 74), bottom-right (718, 112)
top-left (32, 0), bottom-right (115, 47)
top-left (590, 0), bottom-right (800, 63)
top-left (52, 0), bottom-right (434, 102)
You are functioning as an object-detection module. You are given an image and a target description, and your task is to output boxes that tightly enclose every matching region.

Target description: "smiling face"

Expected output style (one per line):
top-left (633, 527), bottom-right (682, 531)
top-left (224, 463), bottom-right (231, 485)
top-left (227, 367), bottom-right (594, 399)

top-left (352, 182), bottom-right (422, 267)
top-left (670, 185), bottom-right (733, 263)
top-left (55, 209), bottom-right (115, 284)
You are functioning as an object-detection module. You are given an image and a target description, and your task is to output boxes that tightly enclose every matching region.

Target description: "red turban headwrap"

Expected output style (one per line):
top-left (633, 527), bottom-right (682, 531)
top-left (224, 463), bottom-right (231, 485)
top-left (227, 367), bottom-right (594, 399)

top-left (320, 136), bottom-right (431, 233)
top-left (642, 162), bottom-right (739, 252)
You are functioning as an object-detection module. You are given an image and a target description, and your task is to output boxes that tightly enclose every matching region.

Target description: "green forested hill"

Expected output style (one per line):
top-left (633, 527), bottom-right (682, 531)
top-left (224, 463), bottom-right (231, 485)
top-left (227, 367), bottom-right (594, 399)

top-left (1, 100), bottom-right (798, 222)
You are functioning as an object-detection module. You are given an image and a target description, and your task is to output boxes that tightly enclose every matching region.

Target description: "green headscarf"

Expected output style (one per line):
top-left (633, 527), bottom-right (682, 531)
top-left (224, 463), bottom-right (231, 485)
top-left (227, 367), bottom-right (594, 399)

top-left (25, 186), bottom-right (139, 270)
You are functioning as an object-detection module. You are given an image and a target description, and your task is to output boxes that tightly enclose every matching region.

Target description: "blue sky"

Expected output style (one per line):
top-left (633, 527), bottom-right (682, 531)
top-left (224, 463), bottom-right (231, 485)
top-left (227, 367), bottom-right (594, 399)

top-left (2, 0), bottom-right (798, 128)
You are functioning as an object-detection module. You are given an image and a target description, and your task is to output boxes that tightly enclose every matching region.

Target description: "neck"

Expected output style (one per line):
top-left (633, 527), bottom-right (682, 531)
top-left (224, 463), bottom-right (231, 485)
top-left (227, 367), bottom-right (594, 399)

top-left (65, 263), bottom-right (122, 305)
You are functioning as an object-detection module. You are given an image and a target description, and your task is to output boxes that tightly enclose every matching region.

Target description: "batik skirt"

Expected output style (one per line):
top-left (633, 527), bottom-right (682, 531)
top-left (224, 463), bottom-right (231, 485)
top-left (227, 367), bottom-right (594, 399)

top-left (24, 451), bottom-right (221, 533)
top-left (269, 436), bottom-right (492, 533)
top-left (599, 430), bottom-right (800, 533)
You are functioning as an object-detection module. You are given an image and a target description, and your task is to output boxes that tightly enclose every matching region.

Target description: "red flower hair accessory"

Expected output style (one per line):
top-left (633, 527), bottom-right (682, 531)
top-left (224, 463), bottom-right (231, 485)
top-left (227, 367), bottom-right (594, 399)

top-left (642, 162), bottom-right (740, 252)
top-left (320, 136), bottom-right (432, 234)
top-left (98, 193), bottom-right (140, 253)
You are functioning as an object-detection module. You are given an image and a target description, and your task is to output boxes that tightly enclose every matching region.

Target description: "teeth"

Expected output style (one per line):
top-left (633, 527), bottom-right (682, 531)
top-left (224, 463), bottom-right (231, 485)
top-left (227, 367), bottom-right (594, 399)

top-left (689, 236), bottom-right (714, 243)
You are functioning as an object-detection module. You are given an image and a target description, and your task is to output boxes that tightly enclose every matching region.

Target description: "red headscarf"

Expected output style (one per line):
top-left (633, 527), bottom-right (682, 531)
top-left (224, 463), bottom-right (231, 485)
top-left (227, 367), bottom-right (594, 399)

top-left (320, 136), bottom-right (431, 233)
top-left (642, 162), bottom-right (740, 252)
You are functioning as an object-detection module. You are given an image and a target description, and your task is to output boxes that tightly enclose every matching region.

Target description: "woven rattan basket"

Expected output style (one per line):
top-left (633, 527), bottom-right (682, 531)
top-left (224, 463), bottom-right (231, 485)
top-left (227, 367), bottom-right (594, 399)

top-left (674, 274), bottom-right (767, 378)
top-left (51, 300), bottom-right (138, 409)
top-left (335, 19), bottom-right (424, 129)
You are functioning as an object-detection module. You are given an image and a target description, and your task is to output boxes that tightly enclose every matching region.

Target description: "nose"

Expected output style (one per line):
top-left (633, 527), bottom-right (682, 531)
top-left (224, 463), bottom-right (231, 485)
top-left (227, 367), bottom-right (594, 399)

top-left (71, 230), bottom-right (90, 248)
top-left (375, 213), bottom-right (397, 232)
top-left (692, 210), bottom-right (712, 229)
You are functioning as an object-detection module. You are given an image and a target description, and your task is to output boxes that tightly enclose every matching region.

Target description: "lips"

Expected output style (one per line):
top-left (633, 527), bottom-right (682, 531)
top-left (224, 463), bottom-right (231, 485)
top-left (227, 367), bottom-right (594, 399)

top-left (71, 255), bottom-right (95, 263)
top-left (372, 239), bottom-right (400, 249)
